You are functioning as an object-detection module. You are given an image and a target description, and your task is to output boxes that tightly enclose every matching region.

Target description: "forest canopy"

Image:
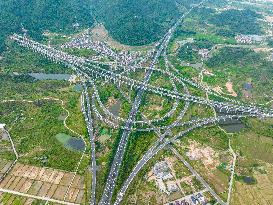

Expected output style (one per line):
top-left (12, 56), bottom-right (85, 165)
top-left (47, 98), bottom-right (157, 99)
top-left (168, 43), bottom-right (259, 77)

top-left (0, 0), bottom-right (94, 52)
top-left (209, 9), bottom-right (262, 36)
top-left (91, 0), bottom-right (182, 46)
top-left (0, 0), bottom-right (263, 53)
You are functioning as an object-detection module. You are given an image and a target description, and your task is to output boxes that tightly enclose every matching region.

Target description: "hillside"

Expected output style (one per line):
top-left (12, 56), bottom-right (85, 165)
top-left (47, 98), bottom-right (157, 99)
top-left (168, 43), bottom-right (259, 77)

top-left (0, 0), bottom-right (94, 52)
top-left (91, 0), bottom-right (183, 46)
top-left (0, 0), bottom-right (205, 52)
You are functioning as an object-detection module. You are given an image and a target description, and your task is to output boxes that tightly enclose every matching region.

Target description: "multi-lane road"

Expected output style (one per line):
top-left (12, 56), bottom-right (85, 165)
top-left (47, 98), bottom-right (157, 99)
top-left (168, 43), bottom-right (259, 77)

top-left (99, 2), bottom-right (211, 204)
top-left (170, 147), bottom-right (226, 205)
top-left (99, 18), bottom-right (174, 205)
top-left (11, 33), bottom-right (273, 205)
top-left (9, 1), bottom-right (273, 204)
top-left (81, 83), bottom-right (97, 205)
top-left (10, 34), bottom-right (273, 118)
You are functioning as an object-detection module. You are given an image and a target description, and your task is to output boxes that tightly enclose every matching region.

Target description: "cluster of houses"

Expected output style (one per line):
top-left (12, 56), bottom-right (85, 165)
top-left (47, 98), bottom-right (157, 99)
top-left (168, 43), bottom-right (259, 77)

top-left (167, 192), bottom-right (207, 205)
top-left (198, 49), bottom-right (210, 59)
top-left (153, 160), bottom-right (209, 204)
top-left (235, 34), bottom-right (264, 44)
top-left (153, 161), bottom-right (179, 195)
top-left (270, 53), bottom-right (273, 61)
top-left (61, 31), bottom-right (142, 66)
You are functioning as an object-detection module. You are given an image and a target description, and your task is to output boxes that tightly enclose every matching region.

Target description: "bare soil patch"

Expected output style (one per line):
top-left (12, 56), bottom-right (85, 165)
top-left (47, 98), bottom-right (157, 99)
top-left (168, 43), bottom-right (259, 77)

top-left (0, 163), bottom-right (85, 203)
top-left (91, 25), bottom-right (153, 51)
top-left (186, 140), bottom-right (219, 168)
top-left (225, 81), bottom-right (237, 97)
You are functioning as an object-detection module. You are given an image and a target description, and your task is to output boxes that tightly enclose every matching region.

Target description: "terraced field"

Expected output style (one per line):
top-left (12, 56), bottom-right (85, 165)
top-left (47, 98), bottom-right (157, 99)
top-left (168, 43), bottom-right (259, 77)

top-left (0, 163), bottom-right (86, 204)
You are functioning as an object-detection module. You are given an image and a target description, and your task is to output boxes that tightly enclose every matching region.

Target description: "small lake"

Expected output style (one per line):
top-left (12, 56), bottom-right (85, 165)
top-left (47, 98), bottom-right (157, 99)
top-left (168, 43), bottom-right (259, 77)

top-left (216, 109), bottom-right (245, 133)
top-left (220, 118), bottom-right (245, 133)
top-left (243, 176), bottom-right (256, 184)
top-left (29, 73), bottom-right (71, 81)
top-left (109, 100), bottom-right (121, 116)
top-left (66, 138), bottom-right (85, 152)
top-left (55, 133), bottom-right (85, 152)
top-left (74, 83), bottom-right (83, 92)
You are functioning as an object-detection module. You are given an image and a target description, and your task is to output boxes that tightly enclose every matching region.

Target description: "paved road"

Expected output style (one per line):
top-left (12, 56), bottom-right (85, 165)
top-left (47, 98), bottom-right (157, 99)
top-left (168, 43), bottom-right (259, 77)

top-left (170, 147), bottom-right (226, 205)
top-left (9, 1), bottom-right (273, 204)
top-left (98, 11), bottom-right (176, 205)
top-left (98, 52), bottom-right (157, 205)
top-left (11, 35), bottom-right (273, 118)
top-left (227, 139), bottom-right (236, 205)
top-left (113, 115), bottom-right (233, 205)
top-left (82, 83), bottom-right (97, 205)
top-left (99, 2), bottom-right (209, 204)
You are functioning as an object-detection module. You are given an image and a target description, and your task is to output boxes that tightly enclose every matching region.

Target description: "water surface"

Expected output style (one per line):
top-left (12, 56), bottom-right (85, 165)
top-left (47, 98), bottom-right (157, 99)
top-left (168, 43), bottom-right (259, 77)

top-left (66, 138), bottom-right (85, 151)
top-left (29, 73), bottom-right (71, 81)
top-left (109, 100), bottom-right (121, 116)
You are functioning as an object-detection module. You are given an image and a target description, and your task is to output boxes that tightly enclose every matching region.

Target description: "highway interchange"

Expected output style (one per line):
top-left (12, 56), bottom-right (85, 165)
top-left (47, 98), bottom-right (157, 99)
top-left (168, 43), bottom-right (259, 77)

top-left (9, 1), bottom-right (273, 204)
top-left (81, 83), bottom-right (97, 205)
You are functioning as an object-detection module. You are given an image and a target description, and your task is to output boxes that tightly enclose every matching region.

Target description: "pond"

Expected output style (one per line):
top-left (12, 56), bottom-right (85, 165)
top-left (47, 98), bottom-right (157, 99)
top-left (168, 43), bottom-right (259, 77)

top-left (216, 109), bottom-right (245, 133)
top-left (55, 133), bottom-right (85, 152)
top-left (243, 176), bottom-right (256, 184)
top-left (244, 83), bottom-right (253, 90)
top-left (220, 119), bottom-right (245, 133)
top-left (109, 100), bottom-right (121, 116)
top-left (66, 138), bottom-right (85, 151)
top-left (29, 73), bottom-right (71, 81)
top-left (74, 83), bottom-right (83, 92)
top-left (0, 129), bottom-right (9, 141)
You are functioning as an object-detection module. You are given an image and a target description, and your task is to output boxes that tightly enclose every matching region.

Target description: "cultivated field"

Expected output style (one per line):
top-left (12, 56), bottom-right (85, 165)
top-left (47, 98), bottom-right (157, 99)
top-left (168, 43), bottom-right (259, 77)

top-left (0, 163), bottom-right (85, 204)
top-left (0, 160), bottom-right (13, 180)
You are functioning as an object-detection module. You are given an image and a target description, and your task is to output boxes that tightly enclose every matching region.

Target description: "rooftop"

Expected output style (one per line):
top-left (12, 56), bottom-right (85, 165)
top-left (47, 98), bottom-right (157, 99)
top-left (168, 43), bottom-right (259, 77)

top-left (153, 161), bottom-right (173, 180)
top-left (0, 124), bottom-right (6, 129)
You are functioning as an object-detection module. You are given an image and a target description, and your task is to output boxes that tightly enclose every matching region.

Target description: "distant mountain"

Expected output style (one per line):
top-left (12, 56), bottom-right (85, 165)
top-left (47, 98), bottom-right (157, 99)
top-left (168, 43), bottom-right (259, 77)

top-left (0, 0), bottom-right (204, 52)
top-left (91, 0), bottom-right (184, 46)
top-left (0, 0), bottom-right (94, 52)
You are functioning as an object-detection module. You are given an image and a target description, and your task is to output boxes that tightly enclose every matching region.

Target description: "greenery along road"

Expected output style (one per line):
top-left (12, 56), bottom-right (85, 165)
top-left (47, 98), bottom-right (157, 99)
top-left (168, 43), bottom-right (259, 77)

top-left (0, 0), bottom-right (264, 53)
top-left (0, 0), bottom-right (205, 52)
top-left (0, 0), bottom-right (94, 52)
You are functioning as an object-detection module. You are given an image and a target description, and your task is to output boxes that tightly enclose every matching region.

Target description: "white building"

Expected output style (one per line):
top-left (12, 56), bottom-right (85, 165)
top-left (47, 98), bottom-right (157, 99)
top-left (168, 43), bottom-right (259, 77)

top-left (68, 74), bottom-right (77, 84)
top-left (166, 181), bottom-right (179, 193)
top-left (153, 161), bottom-right (173, 180)
top-left (198, 49), bottom-right (210, 59)
top-left (235, 35), bottom-right (252, 44)
top-left (235, 34), bottom-right (265, 44)
top-left (156, 179), bottom-right (167, 193)
top-left (0, 124), bottom-right (6, 129)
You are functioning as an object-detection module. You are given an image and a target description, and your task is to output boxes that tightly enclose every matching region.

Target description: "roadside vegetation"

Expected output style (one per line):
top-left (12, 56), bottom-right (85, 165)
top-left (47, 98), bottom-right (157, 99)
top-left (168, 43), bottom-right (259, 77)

top-left (0, 76), bottom-right (89, 173)
top-left (0, 44), bottom-right (71, 74)
top-left (0, 0), bottom-right (94, 52)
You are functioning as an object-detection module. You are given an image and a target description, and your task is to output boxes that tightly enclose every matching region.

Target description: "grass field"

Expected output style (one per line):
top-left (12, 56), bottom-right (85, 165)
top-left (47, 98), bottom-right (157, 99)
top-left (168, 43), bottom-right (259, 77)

top-left (232, 163), bottom-right (273, 205)
top-left (0, 75), bottom-right (90, 173)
